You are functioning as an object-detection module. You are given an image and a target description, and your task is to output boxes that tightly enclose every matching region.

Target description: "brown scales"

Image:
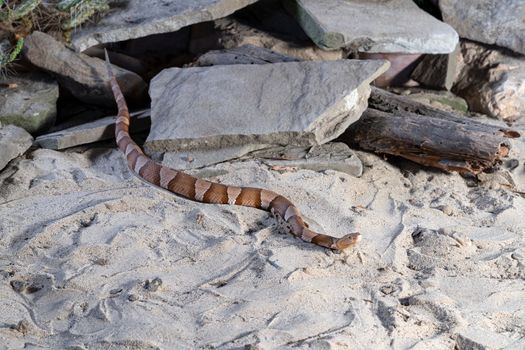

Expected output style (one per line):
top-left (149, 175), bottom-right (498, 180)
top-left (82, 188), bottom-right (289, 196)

top-left (105, 51), bottom-right (361, 250)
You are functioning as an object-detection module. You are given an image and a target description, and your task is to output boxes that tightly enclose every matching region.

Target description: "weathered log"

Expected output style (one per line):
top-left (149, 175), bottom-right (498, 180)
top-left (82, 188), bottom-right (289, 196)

top-left (369, 87), bottom-right (520, 139)
top-left (343, 106), bottom-right (519, 174)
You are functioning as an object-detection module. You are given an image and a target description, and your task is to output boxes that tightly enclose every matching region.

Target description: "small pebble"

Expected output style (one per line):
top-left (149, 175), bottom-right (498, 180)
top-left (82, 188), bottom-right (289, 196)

top-left (144, 277), bottom-right (163, 292)
top-left (506, 159), bottom-right (519, 171)
top-left (0, 270), bottom-right (14, 279)
top-left (440, 205), bottom-right (454, 216)
top-left (25, 283), bottom-right (43, 294)
top-left (464, 175), bottom-right (478, 187)
top-left (128, 294), bottom-right (139, 302)
top-left (380, 285), bottom-right (396, 295)
top-left (72, 302), bottom-right (88, 316)
top-left (11, 320), bottom-right (29, 335)
top-left (10, 280), bottom-right (26, 293)
top-left (419, 279), bottom-right (436, 288)
top-left (110, 288), bottom-right (122, 296)
top-left (408, 198), bottom-right (424, 208)
top-left (399, 297), bottom-right (411, 306)
top-left (93, 258), bottom-right (108, 266)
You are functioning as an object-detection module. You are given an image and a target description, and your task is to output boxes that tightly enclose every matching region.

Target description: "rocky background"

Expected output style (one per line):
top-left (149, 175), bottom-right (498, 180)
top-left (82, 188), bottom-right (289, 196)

top-left (0, 0), bottom-right (524, 349)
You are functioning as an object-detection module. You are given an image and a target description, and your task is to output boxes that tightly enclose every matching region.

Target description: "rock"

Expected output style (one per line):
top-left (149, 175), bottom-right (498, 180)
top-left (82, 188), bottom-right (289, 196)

top-left (145, 59), bottom-right (389, 153)
top-left (0, 125), bottom-right (33, 171)
top-left (358, 52), bottom-right (422, 87)
top-left (477, 171), bottom-right (516, 191)
top-left (404, 90), bottom-right (469, 114)
top-left (196, 44), bottom-right (300, 66)
top-left (439, 0), bottom-right (525, 55)
top-left (82, 47), bottom-right (148, 76)
top-left (0, 72), bottom-right (58, 134)
top-left (411, 45), bottom-right (460, 90)
top-left (117, 28), bottom-right (191, 59)
top-left (234, 0), bottom-right (310, 40)
top-left (189, 22), bottom-right (222, 56)
top-left (251, 143), bottom-right (363, 177)
top-left (215, 17), bottom-right (344, 61)
top-left (168, 47), bottom-right (365, 173)
top-left (35, 110), bottom-right (150, 150)
top-left (218, 1), bottom-right (344, 61)
top-left (23, 32), bottom-right (147, 107)
top-left (163, 144), bottom-right (271, 170)
top-left (456, 328), bottom-right (515, 350)
top-left (144, 278), bottom-right (163, 292)
top-left (70, 0), bottom-right (259, 52)
top-left (164, 142), bottom-right (363, 177)
top-left (51, 103), bottom-right (108, 132)
top-left (453, 41), bottom-right (525, 121)
top-left (284, 0), bottom-right (458, 53)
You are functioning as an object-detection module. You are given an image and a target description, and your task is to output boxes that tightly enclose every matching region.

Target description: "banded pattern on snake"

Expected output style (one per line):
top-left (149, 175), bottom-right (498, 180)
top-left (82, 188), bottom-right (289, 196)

top-left (105, 51), bottom-right (361, 250)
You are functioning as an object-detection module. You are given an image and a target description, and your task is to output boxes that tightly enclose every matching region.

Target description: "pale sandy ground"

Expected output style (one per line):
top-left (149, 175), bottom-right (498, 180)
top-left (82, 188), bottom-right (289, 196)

top-left (0, 121), bottom-right (524, 349)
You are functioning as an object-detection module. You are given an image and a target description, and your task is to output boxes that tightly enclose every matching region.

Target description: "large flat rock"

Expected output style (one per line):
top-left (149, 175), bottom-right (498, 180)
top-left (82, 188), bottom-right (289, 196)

top-left (0, 72), bottom-right (58, 134)
top-left (71, 0), bottom-right (259, 52)
top-left (196, 44), bottom-right (300, 66)
top-left (24, 32), bottom-right (147, 107)
top-left (0, 124), bottom-right (33, 171)
top-left (35, 110), bottom-right (151, 150)
top-left (162, 142), bottom-right (363, 177)
top-left (284, 0), bottom-right (458, 53)
top-left (440, 0), bottom-right (525, 55)
top-left (251, 143), bottom-right (364, 177)
top-left (145, 59), bottom-right (389, 153)
top-left (214, 16), bottom-right (344, 62)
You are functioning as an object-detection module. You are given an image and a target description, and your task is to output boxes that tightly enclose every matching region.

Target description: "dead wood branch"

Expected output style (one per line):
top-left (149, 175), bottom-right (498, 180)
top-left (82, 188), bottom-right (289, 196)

top-left (344, 88), bottom-right (520, 174)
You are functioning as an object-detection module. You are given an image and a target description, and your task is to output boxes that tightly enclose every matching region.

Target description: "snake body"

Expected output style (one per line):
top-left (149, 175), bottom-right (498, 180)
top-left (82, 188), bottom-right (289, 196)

top-left (105, 52), bottom-right (361, 250)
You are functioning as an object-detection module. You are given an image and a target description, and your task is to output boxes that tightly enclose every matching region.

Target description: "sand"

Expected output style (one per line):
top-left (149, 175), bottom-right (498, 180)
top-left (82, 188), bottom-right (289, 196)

top-left (0, 120), bottom-right (524, 349)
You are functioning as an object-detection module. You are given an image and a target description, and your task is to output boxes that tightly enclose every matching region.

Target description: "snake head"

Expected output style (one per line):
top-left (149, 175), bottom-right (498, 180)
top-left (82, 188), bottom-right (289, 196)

top-left (334, 232), bottom-right (361, 250)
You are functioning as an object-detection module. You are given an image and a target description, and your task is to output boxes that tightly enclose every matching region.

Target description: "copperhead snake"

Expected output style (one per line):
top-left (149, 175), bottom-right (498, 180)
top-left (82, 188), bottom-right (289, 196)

top-left (105, 51), bottom-right (361, 250)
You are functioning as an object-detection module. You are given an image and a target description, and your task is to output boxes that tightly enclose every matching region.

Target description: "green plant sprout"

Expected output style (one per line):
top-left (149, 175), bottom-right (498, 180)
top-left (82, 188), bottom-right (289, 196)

top-left (0, 0), bottom-right (110, 69)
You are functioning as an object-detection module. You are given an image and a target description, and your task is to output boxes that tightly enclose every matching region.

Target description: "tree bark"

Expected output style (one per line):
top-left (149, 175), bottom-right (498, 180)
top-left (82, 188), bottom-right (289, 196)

top-left (344, 88), bottom-right (520, 174)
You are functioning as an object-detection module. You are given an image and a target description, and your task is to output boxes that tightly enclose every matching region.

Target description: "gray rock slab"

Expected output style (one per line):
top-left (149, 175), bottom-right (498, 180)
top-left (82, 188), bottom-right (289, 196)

top-left (0, 73), bottom-right (58, 134)
top-left (70, 0), bottom-right (259, 52)
top-left (23, 32), bottom-right (147, 106)
top-left (440, 0), bottom-right (525, 55)
top-left (215, 15), bottom-right (344, 61)
top-left (0, 124), bottom-right (33, 171)
top-left (456, 328), bottom-right (515, 350)
top-left (196, 44), bottom-right (300, 66)
top-left (252, 142), bottom-right (363, 177)
top-left (411, 44), bottom-right (460, 91)
top-left (145, 59), bottom-right (389, 153)
top-left (162, 142), bottom-right (362, 177)
top-left (162, 144), bottom-right (272, 170)
top-left (35, 110), bottom-right (150, 150)
top-left (284, 0), bottom-right (458, 53)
